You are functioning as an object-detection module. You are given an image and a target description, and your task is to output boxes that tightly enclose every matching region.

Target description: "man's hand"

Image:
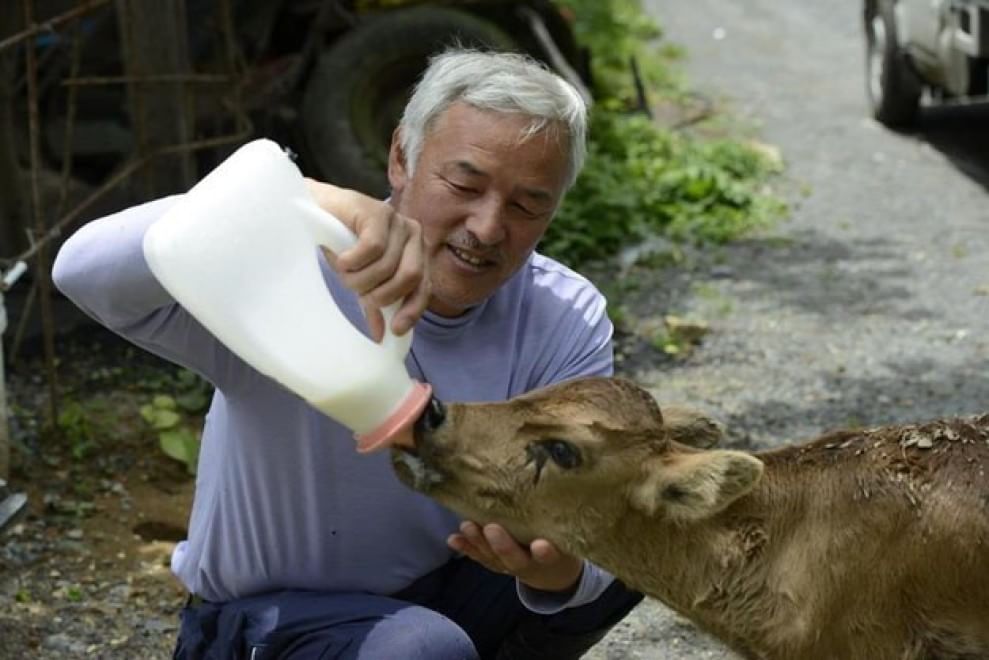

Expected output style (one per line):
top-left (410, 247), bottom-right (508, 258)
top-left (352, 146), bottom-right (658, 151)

top-left (306, 179), bottom-right (430, 340)
top-left (448, 521), bottom-right (584, 594)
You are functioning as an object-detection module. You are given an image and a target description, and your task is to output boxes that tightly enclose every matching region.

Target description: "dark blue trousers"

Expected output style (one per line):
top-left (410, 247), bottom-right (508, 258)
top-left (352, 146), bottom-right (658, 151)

top-left (173, 557), bottom-right (642, 660)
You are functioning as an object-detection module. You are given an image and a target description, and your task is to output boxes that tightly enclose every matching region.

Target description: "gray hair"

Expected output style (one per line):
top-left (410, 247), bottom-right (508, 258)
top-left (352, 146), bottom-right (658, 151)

top-left (398, 49), bottom-right (588, 189)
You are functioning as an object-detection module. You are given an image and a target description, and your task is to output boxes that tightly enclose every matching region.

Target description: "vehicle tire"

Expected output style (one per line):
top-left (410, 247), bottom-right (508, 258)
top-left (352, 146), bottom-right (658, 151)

top-left (301, 7), bottom-right (518, 197)
top-left (864, 0), bottom-right (921, 127)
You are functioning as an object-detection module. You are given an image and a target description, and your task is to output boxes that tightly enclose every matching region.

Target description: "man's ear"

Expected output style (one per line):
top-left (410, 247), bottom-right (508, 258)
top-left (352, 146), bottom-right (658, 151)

top-left (629, 450), bottom-right (763, 520)
top-left (661, 405), bottom-right (723, 448)
top-left (387, 126), bottom-right (409, 195)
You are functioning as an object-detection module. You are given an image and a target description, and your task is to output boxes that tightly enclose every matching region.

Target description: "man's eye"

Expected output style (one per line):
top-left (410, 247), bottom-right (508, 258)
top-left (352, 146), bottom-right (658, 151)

top-left (543, 439), bottom-right (582, 469)
top-left (448, 181), bottom-right (477, 194)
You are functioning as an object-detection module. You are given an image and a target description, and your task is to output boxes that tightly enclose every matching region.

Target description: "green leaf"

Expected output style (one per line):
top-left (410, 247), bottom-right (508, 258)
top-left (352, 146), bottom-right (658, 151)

top-left (159, 428), bottom-right (200, 475)
top-left (175, 391), bottom-right (209, 413)
top-left (139, 404), bottom-right (155, 424)
top-left (175, 369), bottom-right (199, 387)
top-left (144, 408), bottom-right (181, 430)
top-left (152, 395), bottom-right (177, 410)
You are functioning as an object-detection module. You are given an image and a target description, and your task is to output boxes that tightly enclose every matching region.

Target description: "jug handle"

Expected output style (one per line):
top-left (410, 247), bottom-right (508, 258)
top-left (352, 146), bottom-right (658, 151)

top-left (294, 198), bottom-right (412, 354)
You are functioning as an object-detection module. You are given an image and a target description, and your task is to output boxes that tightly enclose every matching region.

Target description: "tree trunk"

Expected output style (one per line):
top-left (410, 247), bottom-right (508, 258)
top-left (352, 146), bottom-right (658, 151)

top-left (0, 2), bottom-right (26, 258)
top-left (115, 0), bottom-right (194, 197)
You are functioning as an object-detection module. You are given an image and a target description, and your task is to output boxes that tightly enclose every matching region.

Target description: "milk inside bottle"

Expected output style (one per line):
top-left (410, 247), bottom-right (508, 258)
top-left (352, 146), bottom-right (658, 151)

top-left (142, 138), bottom-right (431, 452)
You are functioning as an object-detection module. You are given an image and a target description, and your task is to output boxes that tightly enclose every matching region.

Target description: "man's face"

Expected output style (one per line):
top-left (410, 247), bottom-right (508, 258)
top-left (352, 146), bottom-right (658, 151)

top-left (388, 102), bottom-right (570, 317)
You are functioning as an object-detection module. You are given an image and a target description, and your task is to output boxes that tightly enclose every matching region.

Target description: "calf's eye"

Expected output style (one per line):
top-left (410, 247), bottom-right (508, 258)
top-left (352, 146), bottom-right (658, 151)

top-left (544, 439), bottom-right (582, 469)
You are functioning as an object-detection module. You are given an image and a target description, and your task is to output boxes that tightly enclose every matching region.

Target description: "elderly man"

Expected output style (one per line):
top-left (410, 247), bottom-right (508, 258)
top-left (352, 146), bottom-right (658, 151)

top-left (53, 49), bottom-right (642, 659)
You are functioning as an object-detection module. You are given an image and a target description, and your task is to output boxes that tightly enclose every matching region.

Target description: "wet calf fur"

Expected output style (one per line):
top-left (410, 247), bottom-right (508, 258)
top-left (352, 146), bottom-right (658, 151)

top-left (392, 377), bottom-right (989, 660)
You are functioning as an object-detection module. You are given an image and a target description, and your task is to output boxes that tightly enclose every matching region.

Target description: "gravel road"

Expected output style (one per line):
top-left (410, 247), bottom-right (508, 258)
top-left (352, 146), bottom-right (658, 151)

top-left (586, 1), bottom-right (989, 658)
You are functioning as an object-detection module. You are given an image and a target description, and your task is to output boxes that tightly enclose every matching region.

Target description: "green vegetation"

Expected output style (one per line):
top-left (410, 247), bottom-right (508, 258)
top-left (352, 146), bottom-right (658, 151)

top-left (56, 398), bottom-right (124, 462)
top-left (544, 0), bottom-right (787, 268)
top-left (649, 315), bottom-right (710, 357)
top-left (48, 360), bottom-right (208, 478)
top-left (556, 0), bottom-right (678, 100)
top-left (139, 369), bottom-right (209, 475)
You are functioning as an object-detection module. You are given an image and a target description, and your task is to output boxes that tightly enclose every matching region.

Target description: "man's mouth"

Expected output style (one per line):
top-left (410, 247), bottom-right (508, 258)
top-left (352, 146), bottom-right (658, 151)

top-left (447, 245), bottom-right (494, 269)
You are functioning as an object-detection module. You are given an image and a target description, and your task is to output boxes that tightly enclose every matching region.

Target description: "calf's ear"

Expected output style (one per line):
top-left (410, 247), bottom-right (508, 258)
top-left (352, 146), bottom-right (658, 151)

top-left (661, 405), bottom-right (723, 448)
top-left (629, 450), bottom-right (763, 520)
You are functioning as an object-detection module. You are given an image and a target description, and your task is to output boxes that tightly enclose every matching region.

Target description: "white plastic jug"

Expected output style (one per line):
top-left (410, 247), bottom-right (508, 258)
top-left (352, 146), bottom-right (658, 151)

top-left (142, 138), bottom-right (431, 453)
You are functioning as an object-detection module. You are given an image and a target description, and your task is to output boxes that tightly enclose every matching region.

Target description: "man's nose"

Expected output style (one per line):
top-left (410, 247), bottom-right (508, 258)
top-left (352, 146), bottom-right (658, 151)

top-left (465, 198), bottom-right (506, 245)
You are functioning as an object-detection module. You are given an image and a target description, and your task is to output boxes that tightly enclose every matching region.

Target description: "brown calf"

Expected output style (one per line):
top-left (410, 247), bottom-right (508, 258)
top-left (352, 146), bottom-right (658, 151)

top-left (393, 377), bottom-right (989, 660)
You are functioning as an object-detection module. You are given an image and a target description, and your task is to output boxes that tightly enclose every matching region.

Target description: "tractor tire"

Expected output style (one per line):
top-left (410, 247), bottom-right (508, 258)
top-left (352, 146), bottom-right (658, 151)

top-left (301, 6), bottom-right (518, 197)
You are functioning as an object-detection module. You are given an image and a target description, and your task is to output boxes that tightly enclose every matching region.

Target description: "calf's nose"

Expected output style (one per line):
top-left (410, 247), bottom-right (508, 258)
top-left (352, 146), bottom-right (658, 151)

top-left (411, 396), bottom-right (446, 451)
top-left (418, 396), bottom-right (446, 433)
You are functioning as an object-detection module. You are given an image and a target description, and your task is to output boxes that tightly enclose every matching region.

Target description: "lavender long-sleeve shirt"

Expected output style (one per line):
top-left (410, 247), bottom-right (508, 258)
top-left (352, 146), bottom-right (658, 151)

top-left (52, 196), bottom-right (617, 611)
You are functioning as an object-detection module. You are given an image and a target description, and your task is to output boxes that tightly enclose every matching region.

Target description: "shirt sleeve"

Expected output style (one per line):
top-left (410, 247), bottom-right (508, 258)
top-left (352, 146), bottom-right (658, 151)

top-left (542, 288), bottom-right (614, 383)
top-left (526, 268), bottom-right (615, 390)
top-left (52, 197), bottom-right (180, 329)
top-left (52, 196), bottom-right (252, 392)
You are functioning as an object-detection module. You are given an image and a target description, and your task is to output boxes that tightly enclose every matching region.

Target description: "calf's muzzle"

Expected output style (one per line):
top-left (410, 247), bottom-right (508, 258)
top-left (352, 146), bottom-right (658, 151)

top-left (413, 396), bottom-right (447, 444)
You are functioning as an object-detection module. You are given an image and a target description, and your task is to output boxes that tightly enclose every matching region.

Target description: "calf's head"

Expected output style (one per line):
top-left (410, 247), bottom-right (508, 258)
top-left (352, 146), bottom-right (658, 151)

top-left (392, 377), bottom-right (764, 551)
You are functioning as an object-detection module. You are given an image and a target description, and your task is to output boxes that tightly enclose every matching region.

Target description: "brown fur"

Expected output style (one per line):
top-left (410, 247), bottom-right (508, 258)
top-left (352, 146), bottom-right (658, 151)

top-left (392, 377), bottom-right (989, 660)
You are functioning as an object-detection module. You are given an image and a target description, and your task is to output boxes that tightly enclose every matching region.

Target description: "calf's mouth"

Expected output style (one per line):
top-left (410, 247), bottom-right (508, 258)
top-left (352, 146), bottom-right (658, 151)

top-left (391, 449), bottom-right (446, 493)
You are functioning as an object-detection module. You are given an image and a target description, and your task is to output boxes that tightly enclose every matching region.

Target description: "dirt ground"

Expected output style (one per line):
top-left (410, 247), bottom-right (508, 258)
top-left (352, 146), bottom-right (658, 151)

top-left (1, 334), bottom-right (196, 658)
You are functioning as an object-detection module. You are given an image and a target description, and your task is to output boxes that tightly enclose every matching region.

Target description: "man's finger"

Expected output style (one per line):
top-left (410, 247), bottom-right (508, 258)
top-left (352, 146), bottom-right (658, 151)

top-left (339, 220), bottom-right (406, 294)
top-left (336, 208), bottom-right (395, 273)
top-left (448, 533), bottom-right (483, 562)
top-left (360, 234), bottom-right (422, 309)
top-left (319, 247), bottom-right (339, 269)
top-left (389, 248), bottom-right (429, 336)
top-left (482, 524), bottom-right (518, 553)
top-left (306, 180), bottom-right (389, 271)
top-left (360, 300), bottom-right (385, 343)
top-left (461, 521), bottom-right (493, 557)
top-left (447, 533), bottom-right (467, 554)
top-left (448, 532), bottom-right (502, 572)
top-left (483, 524), bottom-right (530, 573)
top-left (529, 539), bottom-right (559, 564)
top-left (459, 522), bottom-right (505, 569)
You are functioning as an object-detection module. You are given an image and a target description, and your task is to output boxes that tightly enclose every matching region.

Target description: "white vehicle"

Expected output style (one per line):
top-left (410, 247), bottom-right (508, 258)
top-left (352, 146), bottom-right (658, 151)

top-left (865, 0), bottom-right (989, 125)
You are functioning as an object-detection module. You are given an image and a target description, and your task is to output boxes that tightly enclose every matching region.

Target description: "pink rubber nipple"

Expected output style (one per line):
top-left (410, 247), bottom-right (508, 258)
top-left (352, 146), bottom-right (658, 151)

top-left (354, 381), bottom-right (433, 453)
